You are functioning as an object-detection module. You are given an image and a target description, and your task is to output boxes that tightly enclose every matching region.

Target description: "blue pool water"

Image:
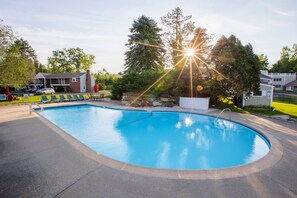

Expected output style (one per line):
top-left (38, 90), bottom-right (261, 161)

top-left (41, 104), bottom-right (270, 170)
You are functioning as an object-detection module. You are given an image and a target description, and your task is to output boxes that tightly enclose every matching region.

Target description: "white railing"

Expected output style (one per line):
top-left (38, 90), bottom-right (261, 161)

top-left (214, 108), bottom-right (231, 123)
top-left (29, 103), bottom-right (44, 115)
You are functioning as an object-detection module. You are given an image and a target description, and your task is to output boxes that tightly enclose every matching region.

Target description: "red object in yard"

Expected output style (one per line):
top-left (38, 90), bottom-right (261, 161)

top-left (94, 83), bottom-right (99, 93)
top-left (5, 86), bottom-right (10, 95)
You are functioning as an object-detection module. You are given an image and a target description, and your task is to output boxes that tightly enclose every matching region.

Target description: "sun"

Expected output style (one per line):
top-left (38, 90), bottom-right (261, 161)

top-left (186, 48), bottom-right (195, 57)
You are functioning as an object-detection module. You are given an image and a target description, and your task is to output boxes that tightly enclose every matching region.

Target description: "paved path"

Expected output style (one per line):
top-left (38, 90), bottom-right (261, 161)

top-left (0, 103), bottom-right (297, 198)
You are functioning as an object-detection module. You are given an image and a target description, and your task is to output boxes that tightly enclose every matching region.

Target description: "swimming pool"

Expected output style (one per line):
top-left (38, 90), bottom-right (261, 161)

top-left (41, 104), bottom-right (270, 170)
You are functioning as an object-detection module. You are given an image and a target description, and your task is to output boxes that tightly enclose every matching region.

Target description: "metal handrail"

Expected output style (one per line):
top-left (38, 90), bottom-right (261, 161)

top-left (214, 108), bottom-right (231, 123)
top-left (29, 103), bottom-right (44, 115)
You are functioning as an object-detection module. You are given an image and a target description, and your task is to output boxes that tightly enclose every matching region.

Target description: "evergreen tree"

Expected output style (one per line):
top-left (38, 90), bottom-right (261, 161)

top-left (161, 7), bottom-right (195, 66)
top-left (190, 27), bottom-right (212, 70)
top-left (124, 15), bottom-right (165, 73)
top-left (14, 38), bottom-right (41, 72)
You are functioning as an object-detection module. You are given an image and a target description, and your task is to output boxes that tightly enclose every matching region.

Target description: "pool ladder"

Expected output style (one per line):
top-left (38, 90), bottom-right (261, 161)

top-left (29, 103), bottom-right (44, 115)
top-left (214, 108), bottom-right (231, 123)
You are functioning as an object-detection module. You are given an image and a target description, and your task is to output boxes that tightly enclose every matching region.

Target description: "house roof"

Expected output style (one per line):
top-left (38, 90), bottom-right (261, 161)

top-left (285, 79), bottom-right (297, 87)
top-left (260, 73), bottom-right (272, 79)
top-left (38, 73), bottom-right (85, 79)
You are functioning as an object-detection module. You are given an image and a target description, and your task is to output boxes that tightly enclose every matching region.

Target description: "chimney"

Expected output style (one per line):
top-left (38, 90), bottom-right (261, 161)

top-left (86, 70), bottom-right (92, 92)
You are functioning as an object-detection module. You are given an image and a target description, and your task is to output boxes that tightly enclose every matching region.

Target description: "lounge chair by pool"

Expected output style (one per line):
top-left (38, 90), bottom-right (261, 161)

top-left (67, 95), bottom-right (75, 101)
top-left (78, 94), bottom-right (85, 101)
top-left (51, 95), bottom-right (60, 103)
top-left (73, 94), bottom-right (79, 101)
top-left (41, 95), bottom-right (50, 103)
top-left (60, 95), bottom-right (69, 102)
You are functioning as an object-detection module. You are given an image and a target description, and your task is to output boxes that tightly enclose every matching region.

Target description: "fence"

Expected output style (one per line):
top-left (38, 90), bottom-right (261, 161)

top-left (273, 93), bottom-right (297, 104)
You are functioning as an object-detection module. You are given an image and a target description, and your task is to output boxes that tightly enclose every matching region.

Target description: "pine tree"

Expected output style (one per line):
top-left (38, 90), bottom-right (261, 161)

top-left (161, 7), bottom-right (195, 67)
top-left (124, 15), bottom-right (165, 73)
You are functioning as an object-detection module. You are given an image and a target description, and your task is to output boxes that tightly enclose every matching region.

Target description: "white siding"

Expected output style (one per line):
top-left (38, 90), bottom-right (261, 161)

top-left (243, 84), bottom-right (274, 107)
top-left (91, 76), bottom-right (95, 91)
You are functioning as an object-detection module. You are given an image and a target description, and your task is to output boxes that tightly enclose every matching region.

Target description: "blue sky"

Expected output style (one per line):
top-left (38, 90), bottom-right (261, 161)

top-left (1, 0), bottom-right (296, 73)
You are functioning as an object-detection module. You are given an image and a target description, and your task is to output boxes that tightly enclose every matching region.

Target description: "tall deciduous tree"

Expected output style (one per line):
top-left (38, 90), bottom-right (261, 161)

top-left (161, 7), bottom-right (195, 66)
top-left (258, 54), bottom-right (269, 70)
top-left (0, 19), bottom-right (15, 61)
top-left (0, 45), bottom-right (35, 87)
top-left (0, 20), bottom-right (35, 87)
top-left (270, 44), bottom-right (297, 73)
top-left (48, 48), bottom-right (95, 73)
top-left (124, 15), bottom-right (165, 73)
top-left (211, 35), bottom-right (261, 97)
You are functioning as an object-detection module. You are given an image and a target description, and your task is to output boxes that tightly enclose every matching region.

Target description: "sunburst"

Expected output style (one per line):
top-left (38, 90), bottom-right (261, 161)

top-left (129, 40), bottom-right (230, 106)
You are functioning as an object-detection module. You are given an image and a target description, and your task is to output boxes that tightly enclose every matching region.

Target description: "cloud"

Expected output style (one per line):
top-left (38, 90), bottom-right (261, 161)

top-left (15, 27), bottom-right (114, 40)
top-left (262, 3), bottom-right (296, 17)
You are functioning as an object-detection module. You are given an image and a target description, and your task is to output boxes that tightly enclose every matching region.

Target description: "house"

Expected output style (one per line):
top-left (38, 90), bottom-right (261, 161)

top-left (242, 73), bottom-right (274, 107)
top-left (261, 70), bottom-right (296, 91)
top-left (284, 80), bottom-right (297, 93)
top-left (33, 70), bottom-right (95, 93)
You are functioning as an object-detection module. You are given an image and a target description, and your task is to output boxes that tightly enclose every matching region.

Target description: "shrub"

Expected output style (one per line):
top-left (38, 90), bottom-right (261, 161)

top-left (111, 70), bottom-right (164, 100)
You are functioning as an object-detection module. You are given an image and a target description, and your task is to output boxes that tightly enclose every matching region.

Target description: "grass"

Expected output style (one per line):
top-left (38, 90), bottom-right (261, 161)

top-left (272, 101), bottom-right (297, 118)
top-left (216, 97), bottom-right (297, 118)
top-left (0, 93), bottom-right (89, 105)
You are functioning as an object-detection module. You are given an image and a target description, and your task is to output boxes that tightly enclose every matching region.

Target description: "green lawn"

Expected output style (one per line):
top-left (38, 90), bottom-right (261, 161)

top-left (272, 101), bottom-right (297, 118)
top-left (216, 98), bottom-right (297, 118)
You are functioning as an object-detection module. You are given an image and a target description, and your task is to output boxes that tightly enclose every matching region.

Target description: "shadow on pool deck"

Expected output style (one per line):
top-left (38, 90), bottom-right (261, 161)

top-left (0, 104), bottom-right (297, 197)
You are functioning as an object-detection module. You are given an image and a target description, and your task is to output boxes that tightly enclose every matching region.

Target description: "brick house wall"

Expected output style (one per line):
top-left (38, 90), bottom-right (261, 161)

top-left (69, 78), bottom-right (81, 93)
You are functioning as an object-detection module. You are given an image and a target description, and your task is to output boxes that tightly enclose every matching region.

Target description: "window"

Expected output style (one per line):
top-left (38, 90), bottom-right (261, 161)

top-left (273, 78), bottom-right (282, 81)
top-left (72, 78), bottom-right (78, 82)
top-left (275, 85), bottom-right (281, 88)
top-left (253, 91), bottom-right (262, 96)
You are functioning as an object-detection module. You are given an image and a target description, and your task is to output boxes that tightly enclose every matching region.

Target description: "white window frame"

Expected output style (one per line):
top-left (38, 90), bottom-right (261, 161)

top-left (72, 77), bottom-right (78, 82)
top-left (251, 90), bottom-right (263, 97)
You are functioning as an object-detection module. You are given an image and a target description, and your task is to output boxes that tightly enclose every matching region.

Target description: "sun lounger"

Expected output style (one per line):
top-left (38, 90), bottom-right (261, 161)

top-left (41, 95), bottom-right (50, 103)
top-left (60, 95), bottom-right (69, 102)
top-left (67, 94), bottom-right (75, 101)
top-left (50, 95), bottom-right (60, 102)
top-left (73, 94), bottom-right (79, 101)
top-left (78, 94), bottom-right (85, 101)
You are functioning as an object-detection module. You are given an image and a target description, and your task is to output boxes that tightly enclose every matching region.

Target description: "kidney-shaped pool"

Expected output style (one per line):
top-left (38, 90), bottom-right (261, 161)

top-left (40, 104), bottom-right (270, 170)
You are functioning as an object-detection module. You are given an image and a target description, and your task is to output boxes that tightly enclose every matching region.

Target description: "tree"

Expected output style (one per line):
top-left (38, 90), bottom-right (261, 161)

top-left (48, 48), bottom-right (95, 73)
top-left (0, 45), bottom-right (35, 87)
top-left (258, 54), bottom-right (269, 70)
top-left (161, 7), bottom-right (195, 66)
top-left (124, 15), bottom-right (165, 73)
top-left (93, 68), bottom-right (120, 90)
top-left (111, 70), bottom-right (163, 100)
top-left (14, 38), bottom-right (43, 72)
top-left (210, 35), bottom-right (261, 98)
top-left (0, 20), bottom-right (35, 87)
top-left (0, 19), bottom-right (15, 61)
top-left (270, 44), bottom-right (297, 73)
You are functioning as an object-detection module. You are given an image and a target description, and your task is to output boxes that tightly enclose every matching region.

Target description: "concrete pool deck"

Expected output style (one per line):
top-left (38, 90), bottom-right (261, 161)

top-left (1, 101), bottom-right (297, 197)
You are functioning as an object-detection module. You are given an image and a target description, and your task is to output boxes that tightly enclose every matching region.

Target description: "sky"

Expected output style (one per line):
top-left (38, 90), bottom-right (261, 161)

top-left (1, 0), bottom-right (296, 73)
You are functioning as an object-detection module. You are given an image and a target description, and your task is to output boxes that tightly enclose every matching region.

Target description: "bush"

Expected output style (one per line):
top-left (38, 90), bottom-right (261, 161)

top-left (111, 70), bottom-right (164, 100)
